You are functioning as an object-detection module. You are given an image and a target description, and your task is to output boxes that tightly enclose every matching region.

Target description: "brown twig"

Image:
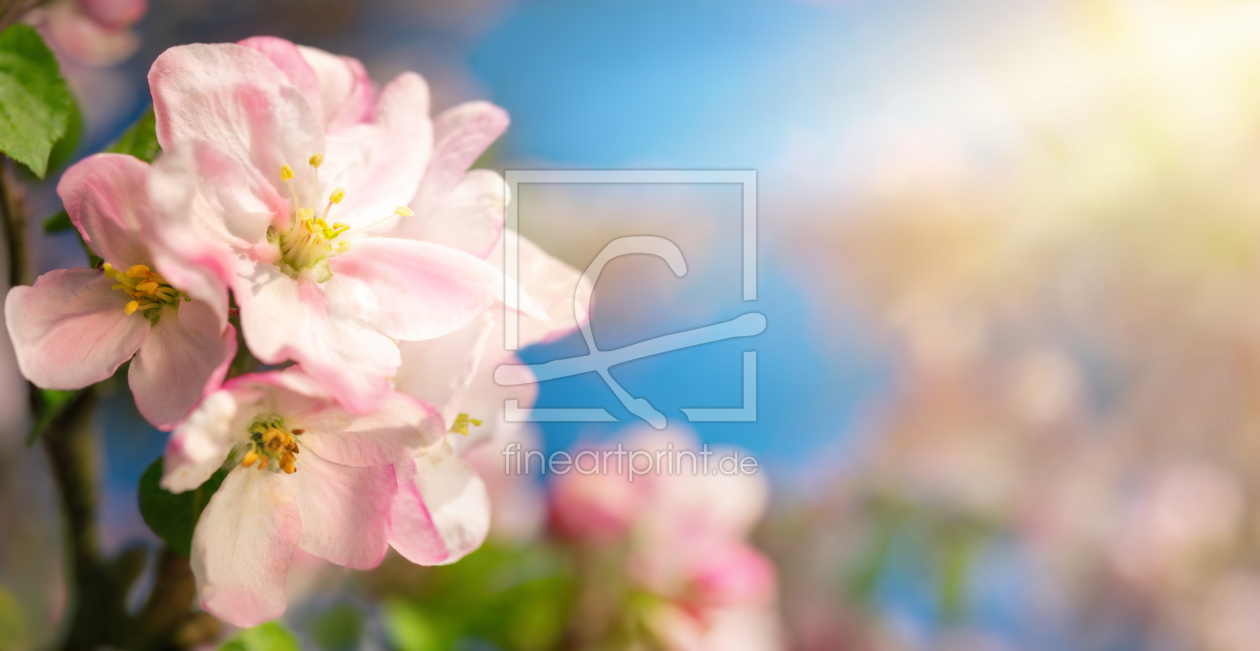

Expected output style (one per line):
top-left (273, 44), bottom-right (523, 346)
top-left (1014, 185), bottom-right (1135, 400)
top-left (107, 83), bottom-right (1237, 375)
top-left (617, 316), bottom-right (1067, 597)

top-left (0, 158), bottom-right (29, 288)
top-left (39, 389), bottom-right (112, 651)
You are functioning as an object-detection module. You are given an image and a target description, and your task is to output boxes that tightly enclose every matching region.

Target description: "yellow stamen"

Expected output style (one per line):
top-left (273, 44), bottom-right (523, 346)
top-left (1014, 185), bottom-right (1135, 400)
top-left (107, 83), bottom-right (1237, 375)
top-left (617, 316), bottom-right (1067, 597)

top-left (127, 265), bottom-right (150, 278)
top-left (308, 153), bottom-right (324, 168)
top-left (449, 413), bottom-right (482, 437)
top-left (124, 300), bottom-right (139, 315)
top-left (136, 281), bottom-right (159, 294)
top-left (280, 164), bottom-right (295, 181)
top-left (242, 449), bottom-right (258, 468)
top-left (394, 206), bottom-right (414, 217)
top-left (329, 187), bottom-right (345, 204)
top-left (264, 428), bottom-right (286, 452)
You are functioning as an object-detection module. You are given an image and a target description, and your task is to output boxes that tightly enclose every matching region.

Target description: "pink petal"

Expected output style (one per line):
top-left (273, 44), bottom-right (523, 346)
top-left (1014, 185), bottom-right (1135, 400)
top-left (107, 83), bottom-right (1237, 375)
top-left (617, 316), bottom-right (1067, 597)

top-left (320, 72), bottom-right (432, 229)
top-left (297, 45), bottom-right (373, 132)
top-left (292, 452), bottom-right (394, 569)
top-left (326, 238), bottom-right (496, 342)
top-left (149, 43), bottom-right (325, 206)
top-left (448, 350), bottom-right (538, 453)
top-left (191, 467), bottom-right (300, 628)
top-left (129, 310), bottom-right (237, 430)
top-left (221, 367), bottom-right (333, 406)
top-left (411, 101), bottom-right (509, 218)
top-left (388, 461), bottom-right (450, 566)
top-left (493, 234), bottom-right (591, 348)
top-left (161, 390), bottom-right (248, 493)
top-left (5, 269), bottom-right (149, 390)
top-left (148, 140), bottom-right (287, 333)
top-left (296, 391), bottom-right (443, 467)
top-left (395, 169), bottom-right (504, 259)
top-left (687, 544), bottom-right (778, 608)
top-left (412, 448), bottom-right (490, 564)
top-left (237, 37), bottom-right (324, 124)
top-left (234, 269), bottom-right (400, 414)
top-left (39, 3), bottom-right (139, 66)
top-left (57, 153), bottom-right (151, 269)
top-left (394, 313), bottom-right (494, 427)
top-left (76, 0), bottom-right (146, 29)
top-left (550, 457), bottom-right (642, 543)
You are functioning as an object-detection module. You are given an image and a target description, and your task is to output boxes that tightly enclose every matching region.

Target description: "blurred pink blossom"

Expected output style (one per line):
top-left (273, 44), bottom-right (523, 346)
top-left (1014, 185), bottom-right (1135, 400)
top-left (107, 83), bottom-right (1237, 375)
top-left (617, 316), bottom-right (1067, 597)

top-left (27, 0), bottom-right (146, 67)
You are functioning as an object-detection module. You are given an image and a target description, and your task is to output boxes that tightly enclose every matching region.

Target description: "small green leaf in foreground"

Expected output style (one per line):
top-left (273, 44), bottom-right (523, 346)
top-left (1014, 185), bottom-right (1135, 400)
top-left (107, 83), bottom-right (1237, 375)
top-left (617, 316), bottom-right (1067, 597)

top-left (218, 622), bottom-right (300, 651)
top-left (138, 457), bottom-right (228, 557)
top-left (106, 107), bottom-right (160, 162)
top-left (26, 388), bottom-right (82, 446)
top-left (0, 25), bottom-right (72, 178)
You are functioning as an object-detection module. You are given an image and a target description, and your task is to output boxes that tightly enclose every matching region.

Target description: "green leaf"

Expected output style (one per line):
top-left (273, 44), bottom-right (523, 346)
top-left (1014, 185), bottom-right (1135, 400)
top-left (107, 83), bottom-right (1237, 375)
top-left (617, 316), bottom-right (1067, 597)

top-left (219, 622), bottom-right (300, 651)
top-left (309, 603), bottom-right (363, 651)
top-left (0, 24), bottom-right (71, 178)
top-left (138, 457), bottom-right (228, 557)
top-left (45, 91), bottom-right (80, 174)
top-left (0, 585), bottom-right (24, 650)
top-left (106, 107), bottom-right (160, 162)
top-left (43, 208), bottom-right (71, 233)
top-left (936, 521), bottom-right (982, 623)
top-left (382, 544), bottom-right (574, 651)
top-left (382, 601), bottom-right (447, 651)
top-left (26, 388), bottom-right (82, 446)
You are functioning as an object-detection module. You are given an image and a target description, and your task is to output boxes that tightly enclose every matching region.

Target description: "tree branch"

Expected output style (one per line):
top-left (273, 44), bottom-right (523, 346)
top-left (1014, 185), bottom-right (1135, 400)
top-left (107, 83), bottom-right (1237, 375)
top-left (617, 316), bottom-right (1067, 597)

top-left (39, 389), bottom-right (111, 651)
top-left (0, 157), bottom-right (29, 288)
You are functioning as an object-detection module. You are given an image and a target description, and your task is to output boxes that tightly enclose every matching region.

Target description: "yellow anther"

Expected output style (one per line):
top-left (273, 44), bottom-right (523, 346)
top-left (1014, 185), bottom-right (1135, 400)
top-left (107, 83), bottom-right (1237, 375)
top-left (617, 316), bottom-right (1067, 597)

top-left (136, 281), bottom-right (159, 294)
top-left (242, 449), bottom-right (258, 468)
top-left (394, 206), bottom-right (414, 217)
top-left (297, 208), bottom-right (314, 221)
top-left (127, 265), bottom-right (151, 278)
top-left (308, 153), bottom-right (324, 168)
top-left (449, 413), bottom-right (482, 437)
top-left (319, 220), bottom-right (350, 239)
top-left (124, 300), bottom-right (139, 315)
top-left (329, 187), bottom-right (345, 204)
top-left (280, 164), bottom-right (295, 181)
top-left (263, 428), bottom-right (287, 451)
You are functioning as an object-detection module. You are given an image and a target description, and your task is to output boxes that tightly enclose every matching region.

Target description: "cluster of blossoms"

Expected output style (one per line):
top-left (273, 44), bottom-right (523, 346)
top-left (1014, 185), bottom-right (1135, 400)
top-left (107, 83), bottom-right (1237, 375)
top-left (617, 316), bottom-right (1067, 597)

top-left (27, 0), bottom-right (148, 66)
top-left (550, 428), bottom-right (781, 651)
top-left (5, 37), bottom-right (586, 627)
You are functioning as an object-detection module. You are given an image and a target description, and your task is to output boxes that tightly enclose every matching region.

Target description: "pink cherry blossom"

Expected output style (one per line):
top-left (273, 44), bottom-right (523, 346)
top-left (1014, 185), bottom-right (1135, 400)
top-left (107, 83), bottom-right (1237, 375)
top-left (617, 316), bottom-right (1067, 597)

top-left (28, 0), bottom-right (146, 67)
top-left (161, 368), bottom-right (441, 627)
top-left (143, 38), bottom-right (545, 414)
top-left (387, 231), bottom-right (588, 564)
top-left (551, 427), bottom-right (782, 650)
top-left (5, 153), bottom-right (236, 429)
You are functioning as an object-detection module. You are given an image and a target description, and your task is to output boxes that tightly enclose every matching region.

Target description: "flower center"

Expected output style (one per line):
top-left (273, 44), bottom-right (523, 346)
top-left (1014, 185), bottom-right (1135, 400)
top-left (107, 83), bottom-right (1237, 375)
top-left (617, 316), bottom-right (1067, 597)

top-left (239, 415), bottom-right (303, 474)
top-left (449, 413), bottom-right (482, 437)
top-left (104, 263), bottom-right (183, 318)
top-left (269, 153), bottom-right (413, 281)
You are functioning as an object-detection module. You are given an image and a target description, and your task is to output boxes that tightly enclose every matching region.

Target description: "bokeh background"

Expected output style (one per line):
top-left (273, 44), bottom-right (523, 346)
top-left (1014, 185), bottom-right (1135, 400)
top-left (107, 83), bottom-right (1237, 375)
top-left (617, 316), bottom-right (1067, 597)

top-left (9, 0), bottom-right (1260, 649)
